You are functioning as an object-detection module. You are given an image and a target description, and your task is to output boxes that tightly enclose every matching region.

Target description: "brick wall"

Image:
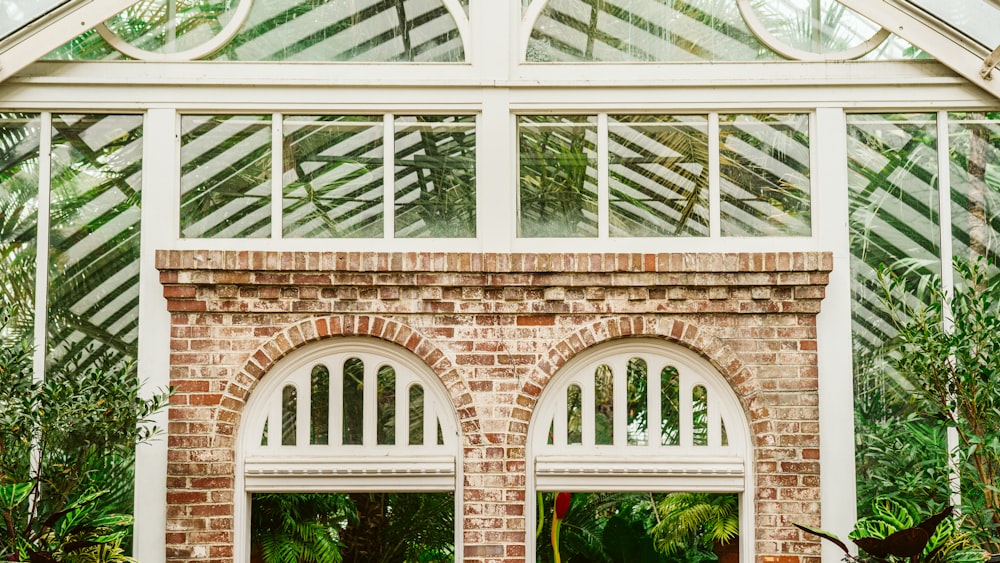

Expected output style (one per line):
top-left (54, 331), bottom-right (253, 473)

top-left (157, 251), bottom-right (832, 563)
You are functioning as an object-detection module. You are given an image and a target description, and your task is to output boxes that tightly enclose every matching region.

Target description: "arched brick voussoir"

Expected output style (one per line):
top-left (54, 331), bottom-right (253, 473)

top-left (215, 314), bottom-right (481, 444)
top-left (513, 315), bottom-right (772, 440)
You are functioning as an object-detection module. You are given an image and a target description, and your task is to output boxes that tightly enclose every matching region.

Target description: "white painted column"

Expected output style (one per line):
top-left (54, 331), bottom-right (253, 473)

top-left (813, 107), bottom-right (858, 561)
top-left (472, 0), bottom-right (515, 252)
top-left (134, 108), bottom-right (177, 563)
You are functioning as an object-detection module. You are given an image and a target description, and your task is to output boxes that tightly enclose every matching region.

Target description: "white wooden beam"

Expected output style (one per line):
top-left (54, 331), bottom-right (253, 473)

top-left (0, 0), bottom-right (139, 83)
top-left (835, 0), bottom-right (1000, 100)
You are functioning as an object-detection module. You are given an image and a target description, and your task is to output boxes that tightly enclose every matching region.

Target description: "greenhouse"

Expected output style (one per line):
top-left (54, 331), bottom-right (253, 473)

top-left (1, 1), bottom-right (1000, 562)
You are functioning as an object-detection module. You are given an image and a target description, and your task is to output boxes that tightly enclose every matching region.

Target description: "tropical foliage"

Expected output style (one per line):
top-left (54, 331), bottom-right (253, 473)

top-left (250, 492), bottom-right (455, 563)
top-left (796, 498), bottom-right (982, 563)
top-left (0, 334), bottom-right (170, 562)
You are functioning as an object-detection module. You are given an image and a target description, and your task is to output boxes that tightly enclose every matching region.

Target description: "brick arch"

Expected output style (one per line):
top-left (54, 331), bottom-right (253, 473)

top-left (213, 314), bottom-right (481, 448)
top-left (513, 315), bottom-right (769, 440)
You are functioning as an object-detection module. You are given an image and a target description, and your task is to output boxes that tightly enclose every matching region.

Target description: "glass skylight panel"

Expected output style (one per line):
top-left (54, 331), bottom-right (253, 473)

top-left (904, 0), bottom-right (1000, 49)
top-left (0, 0), bottom-right (73, 39)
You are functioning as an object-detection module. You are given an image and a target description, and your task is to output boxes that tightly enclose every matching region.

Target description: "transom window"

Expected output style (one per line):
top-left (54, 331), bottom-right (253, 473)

top-left (237, 338), bottom-right (461, 561)
top-left (517, 113), bottom-right (811, 238)
top-left (528, 339), bottom-right (753, 560)
top-left (180, 113), bottom-right (476, 239)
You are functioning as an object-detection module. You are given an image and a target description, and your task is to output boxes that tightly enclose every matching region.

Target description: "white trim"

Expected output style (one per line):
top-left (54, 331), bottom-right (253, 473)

top-left (709, 113), bottom-right (722, 238)
top-left (814, 107), bottom-right (858, 560)
top-left (736, 0), bottom-right (892, 62)
top-left (31, 112), bottom-right (51, 379)
top-left (235, 337), bottom-right (462, 563)
top-left (270, 113), bottom-right (281, 240)
top-left (526, 339), bottom-right (754, 563)
top-left (835, 0), bottom-right (1000, 100)
top-left (134, 108), bottom-right (175, 563)
top-left (0, 0), bottom-right (141, 82)
top-left (95, 0), bottom-right (253, 62)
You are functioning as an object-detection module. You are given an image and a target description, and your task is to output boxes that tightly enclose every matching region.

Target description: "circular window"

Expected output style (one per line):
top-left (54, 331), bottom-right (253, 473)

top-left (737, 0), bottom-right (890, 61)
top-left (96, 0), bottom-right (253, 61)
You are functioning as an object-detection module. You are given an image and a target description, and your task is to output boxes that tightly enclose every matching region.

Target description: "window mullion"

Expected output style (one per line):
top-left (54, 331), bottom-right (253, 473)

top-left (32, 111), bottom-right (52, 381)
top-left (709, 113), bottom-right (721, 238)
top-left (384, 114), bottom-right (395, 240)
top-left (271, 113), bottom-right (282, 240)
top-left (598, 113), bottom-right (609, 239)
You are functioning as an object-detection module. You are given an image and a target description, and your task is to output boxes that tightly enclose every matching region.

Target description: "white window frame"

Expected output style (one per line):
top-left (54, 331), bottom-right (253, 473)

top-left (234, 338), bottom-right (463, 563)
top-left (526, 338), bottom-right (755, 562)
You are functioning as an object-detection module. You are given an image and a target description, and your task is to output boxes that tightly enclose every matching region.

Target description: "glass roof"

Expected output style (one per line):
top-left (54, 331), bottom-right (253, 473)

top-left (903, 0), bottom-right (1000, 49)
top-left (0, 0), bottom-right (73, 40)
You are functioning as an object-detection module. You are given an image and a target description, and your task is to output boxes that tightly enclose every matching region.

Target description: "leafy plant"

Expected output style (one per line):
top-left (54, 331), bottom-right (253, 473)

top-left (795, 498), bottom-right (981, 563)
top-left (0, 334), bottom-right (170, 562)
top-left (650, 492), bottom-right (739, 559)
top-left (874, 257), bottom-right (1000, 550)
top-left (250, 493), bottom-right (349, 563)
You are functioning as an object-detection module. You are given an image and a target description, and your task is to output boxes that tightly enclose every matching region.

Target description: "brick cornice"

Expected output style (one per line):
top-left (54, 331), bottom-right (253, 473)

top-left (156, 250), bottom-right (832, 275)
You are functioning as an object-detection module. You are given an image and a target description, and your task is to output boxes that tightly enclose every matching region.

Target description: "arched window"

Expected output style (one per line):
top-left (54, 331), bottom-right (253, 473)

top-left (528, 339), bottom-right (753, 561)
top-left (236, 338), bottom-right (461, 561)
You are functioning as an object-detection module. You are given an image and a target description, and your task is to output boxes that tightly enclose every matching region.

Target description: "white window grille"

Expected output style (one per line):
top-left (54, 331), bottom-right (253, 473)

top-left (236, 338), bottom-right (461, 559)
top-left (528, 338), bottom-right (754, 559)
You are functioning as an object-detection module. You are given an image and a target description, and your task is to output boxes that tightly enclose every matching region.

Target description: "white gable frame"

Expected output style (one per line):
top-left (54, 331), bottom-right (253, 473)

top-left (0, 0), bottom-right (140, 82)
top-left (527, 338), bottom-right (754, 562)
top-left (235, 337), bottom-right (462, 563)
top-left (835, 0), bottom-right (1000, 99)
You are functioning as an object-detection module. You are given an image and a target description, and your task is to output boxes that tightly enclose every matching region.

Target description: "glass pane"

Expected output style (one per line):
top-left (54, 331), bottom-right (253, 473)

top-left (948, 112), bottom-right (1000, 266)
top-left (595, 365), bottom-right (613, 446)
top-left (660, 365), bottom-right (680, 446)
top-left (692, 385), bottom-right (708, 446)
top-left (310, 364), bottom-right (329, 445)
top-left (281, 385), bottom-right (297, 446)
top-left (0, 113), bottom-right (40, 341)
top-left (609, 114), bottom-right (709, 237)
top-left (282, 115), bottom-right (383, 238)
top-left (526, 0), bottom-right (773, 62)
top-left (0, 0), bottom-right (72, 39)
top-left (210, 0), bottom-right (465, 62)
top-left (343, 357), bottom-right (364, 445)
top-left (102, 0), bottom-right (245, 55)
top-left (626, 358), bottom-right (647, 445)
top-left (747, 0), bottom-right (885, 54)
top-left (567, 383), bottom-right (582, 445)
top-left (518, 115), bottom-right (598, 237)
top-left (847, 113), bottom-right (940, 362)
top-left (180, 114), bottom-right (271, 238)
top-left (720, 113), bottom-right (811, 236)
top-left (251, 492), bottom-right (455, 562)
top-left (904, 0), bottom-right (1000, 49)
top-left (394, 115), bottom-right (476, 238)
top-left (260, 419), bottom-right (268, 446)
top-left (409, 384), bottom-right (424, 445)
top-left (847, 113), bottom-right (948, 516)
top-left (48, 114), bottom-right (143, 371)
top-left (377, 365), bottom-right (396, 445)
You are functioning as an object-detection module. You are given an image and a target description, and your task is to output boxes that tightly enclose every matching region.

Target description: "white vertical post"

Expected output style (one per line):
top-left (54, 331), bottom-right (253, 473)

top-left (32, 112), bottom-right (52, 380)
top-left (134, 108), bottom-right (177, 563)
top-left (814, 107), bottom-right (858, 559)
top-left (708, 113), bottom-right (721, 238)
top-left (597, 113), bottom-right (609, 239)
top-left (384, 114), bottom-right (395, 239)
top-left (271, 113), bottom-right (283, 240)
top-left (936, 110), bottom-right (962, 509)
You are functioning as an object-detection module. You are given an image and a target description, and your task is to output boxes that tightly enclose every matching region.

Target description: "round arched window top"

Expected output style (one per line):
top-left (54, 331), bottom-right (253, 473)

top-left (736, 0), bottom-right (891, 61)
top-left (530, 338), bottom-right (750, 492)
top-left (239, 337), bottom-right (460, 492)
top-left (96, 0), bottom-right (254, 62)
